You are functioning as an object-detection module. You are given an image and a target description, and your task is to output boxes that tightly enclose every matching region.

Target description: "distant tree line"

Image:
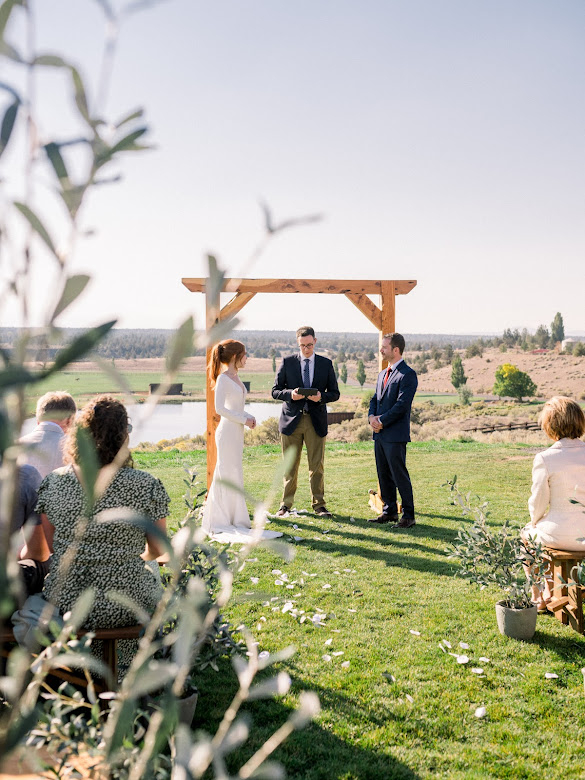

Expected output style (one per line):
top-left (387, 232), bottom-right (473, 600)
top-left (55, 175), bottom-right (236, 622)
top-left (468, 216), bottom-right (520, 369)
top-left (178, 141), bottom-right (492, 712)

top-left (1, 317), bottom-right (582, 362)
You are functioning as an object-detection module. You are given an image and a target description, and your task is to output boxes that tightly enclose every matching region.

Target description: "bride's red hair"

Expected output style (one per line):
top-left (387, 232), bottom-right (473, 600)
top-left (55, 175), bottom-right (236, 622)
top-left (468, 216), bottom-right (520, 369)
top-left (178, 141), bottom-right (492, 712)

top-left (208, 340), bottom-right (246, 387)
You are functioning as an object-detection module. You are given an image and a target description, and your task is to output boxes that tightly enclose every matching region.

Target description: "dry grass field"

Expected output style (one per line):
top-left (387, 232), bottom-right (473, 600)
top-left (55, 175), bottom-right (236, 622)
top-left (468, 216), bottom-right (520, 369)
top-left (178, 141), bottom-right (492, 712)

top-left (415, 346), bottom-right (585, 399)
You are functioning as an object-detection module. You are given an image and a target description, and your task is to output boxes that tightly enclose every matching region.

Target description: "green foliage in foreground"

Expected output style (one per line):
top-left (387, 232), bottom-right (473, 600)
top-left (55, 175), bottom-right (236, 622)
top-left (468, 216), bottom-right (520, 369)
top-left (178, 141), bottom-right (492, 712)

top-left (137, 441), bottom-right (585, 780)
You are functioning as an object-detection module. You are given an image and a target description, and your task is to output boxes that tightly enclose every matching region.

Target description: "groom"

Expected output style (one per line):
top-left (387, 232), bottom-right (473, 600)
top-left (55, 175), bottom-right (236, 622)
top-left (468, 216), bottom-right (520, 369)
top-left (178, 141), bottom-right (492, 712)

top-left (272, 326), bottom-right (340, 517)
top-left (368, 332), bottom-right (418, 529)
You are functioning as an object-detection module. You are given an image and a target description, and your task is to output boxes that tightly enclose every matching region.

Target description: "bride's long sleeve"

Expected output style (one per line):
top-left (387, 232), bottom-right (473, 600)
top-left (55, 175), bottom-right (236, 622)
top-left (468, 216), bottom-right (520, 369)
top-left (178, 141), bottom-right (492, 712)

top-left (214, 375), bottom-right (250, 425)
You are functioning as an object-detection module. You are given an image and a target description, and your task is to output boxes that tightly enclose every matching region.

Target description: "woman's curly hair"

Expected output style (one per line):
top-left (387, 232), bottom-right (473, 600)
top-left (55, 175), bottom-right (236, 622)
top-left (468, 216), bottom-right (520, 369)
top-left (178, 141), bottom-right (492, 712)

top-left (64, 394), bottom-right (131, 468)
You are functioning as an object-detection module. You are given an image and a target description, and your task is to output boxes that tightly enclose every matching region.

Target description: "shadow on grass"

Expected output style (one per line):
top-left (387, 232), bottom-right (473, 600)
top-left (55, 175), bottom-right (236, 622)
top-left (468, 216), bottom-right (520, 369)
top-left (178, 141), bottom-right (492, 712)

top-left (529, 623), bottom-right (585, 660)
top-left (271, 514), bottom-right (463, 579)
top-left (193, 660), bottom-right (421, 780)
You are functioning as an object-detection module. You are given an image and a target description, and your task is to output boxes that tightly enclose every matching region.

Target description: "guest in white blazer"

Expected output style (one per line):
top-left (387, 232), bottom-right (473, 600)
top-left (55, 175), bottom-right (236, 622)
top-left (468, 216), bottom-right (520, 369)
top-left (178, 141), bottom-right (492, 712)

top-left (522, 396), bottom-right (585, 608)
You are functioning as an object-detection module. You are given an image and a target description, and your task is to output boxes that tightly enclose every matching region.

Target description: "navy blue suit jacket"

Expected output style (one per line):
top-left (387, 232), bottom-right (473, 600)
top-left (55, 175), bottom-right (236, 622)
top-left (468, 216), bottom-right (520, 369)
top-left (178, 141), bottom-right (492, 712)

top-left (368, 360), bottom-right (418, 443)
top-left (272, 354), bottom-right (340, 437)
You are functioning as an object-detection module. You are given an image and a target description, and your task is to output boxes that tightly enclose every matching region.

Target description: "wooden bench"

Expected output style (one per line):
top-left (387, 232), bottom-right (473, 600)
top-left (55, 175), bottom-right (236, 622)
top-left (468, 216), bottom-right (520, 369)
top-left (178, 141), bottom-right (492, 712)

top-left (544, 548), bottom-right (585, 634)
top-left (1, 623), bottom-right (144, 691)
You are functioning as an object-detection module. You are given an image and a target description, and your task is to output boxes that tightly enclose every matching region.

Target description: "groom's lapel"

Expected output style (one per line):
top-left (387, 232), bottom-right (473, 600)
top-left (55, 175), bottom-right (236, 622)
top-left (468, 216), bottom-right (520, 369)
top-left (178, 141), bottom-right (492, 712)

top-left (381, 366), bottom-right (397, 397)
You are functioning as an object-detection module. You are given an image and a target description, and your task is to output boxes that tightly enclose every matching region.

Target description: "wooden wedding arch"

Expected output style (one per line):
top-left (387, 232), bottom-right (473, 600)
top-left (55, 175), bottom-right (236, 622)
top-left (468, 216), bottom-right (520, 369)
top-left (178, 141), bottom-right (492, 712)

top-left (181, 278), bottom-right (417, 491)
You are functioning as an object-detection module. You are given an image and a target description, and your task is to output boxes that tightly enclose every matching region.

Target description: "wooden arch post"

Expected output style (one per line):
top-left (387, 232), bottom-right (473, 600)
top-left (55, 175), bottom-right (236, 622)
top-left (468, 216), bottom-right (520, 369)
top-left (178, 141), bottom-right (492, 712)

top-left (182, 278), bottom-right (417, 490)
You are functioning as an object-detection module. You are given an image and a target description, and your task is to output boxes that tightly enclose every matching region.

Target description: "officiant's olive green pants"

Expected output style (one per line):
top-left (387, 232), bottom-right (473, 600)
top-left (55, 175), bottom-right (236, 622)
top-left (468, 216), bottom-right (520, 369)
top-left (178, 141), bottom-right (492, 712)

top-left (281, 412), bottom-right (326, 510)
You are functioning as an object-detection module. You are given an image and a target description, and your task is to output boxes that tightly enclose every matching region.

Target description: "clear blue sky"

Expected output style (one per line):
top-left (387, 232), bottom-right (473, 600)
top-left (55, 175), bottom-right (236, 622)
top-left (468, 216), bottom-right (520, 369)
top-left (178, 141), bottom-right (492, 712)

top-left (2, 0), bottom-right (584, 337)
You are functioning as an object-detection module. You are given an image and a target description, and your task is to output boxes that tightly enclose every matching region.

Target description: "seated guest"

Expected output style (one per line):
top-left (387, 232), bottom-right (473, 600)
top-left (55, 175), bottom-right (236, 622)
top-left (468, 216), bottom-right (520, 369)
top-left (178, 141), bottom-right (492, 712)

top-left (2, 462), bottom-right (51, 595)
top-left (19, 391), bottom-right (77, 478)
top-left (522, 396), bottom-right (585, 608)
top-left (37, 395), bottom-right (169, 677)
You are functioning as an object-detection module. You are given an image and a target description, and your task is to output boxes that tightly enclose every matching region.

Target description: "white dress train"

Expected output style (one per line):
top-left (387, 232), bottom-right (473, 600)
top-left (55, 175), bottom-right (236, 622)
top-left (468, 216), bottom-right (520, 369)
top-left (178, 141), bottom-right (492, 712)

top-left (202, 373), bottom-right (282, 543)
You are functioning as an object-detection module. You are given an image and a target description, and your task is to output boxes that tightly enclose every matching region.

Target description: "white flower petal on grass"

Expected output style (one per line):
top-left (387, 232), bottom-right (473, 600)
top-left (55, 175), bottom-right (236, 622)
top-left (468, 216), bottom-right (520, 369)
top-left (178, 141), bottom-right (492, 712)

top-left (258, 651), bottom-right (269, 659)
top-left (545, 672), bottom-right (559, 679)
top-left (406, 694), bottom-right (414, 704)
top-left (456, 655), bottom-right (469, 664)
top-left (332, 651), bottom-right (344, 657)
top-left (322, 584), bottom-right (331, 589)
top-left (250, 577), bottom-right (259, 584)
top-left (322, 654), bottom-right (332, 662)
top-left (322, 529), bottom-right (330, 534)
top-left (293, 524), bottom-right (299, 529)
top-left (438, 644), bottom-right (447, 653)
top-left (270, 596), bottom-right (279, 602)
top-left (294, 536), bottom-right (303, 542)
top-left (275, 579), bottom-right (284, 586)
top-left (271, 569), bottom-right (282, 575)
top-left (443, 640), bottom-right (452, 649)
top-left (348, 608), bottom-right (357, 613)
top-left (300, 616), bottom-right (306, 623)
top-left (334, 570), bottom-right (340, 575)
top-left (286, 584), bottom-right (295, 589)
top-left (324, 638), bottom-right (333, 646)
top-left (459, 642), bottom-right (470, 649)
top-left (282, 602), bottom-right (294, 614)
top-left (478, 657), bottom-right (490, 663)
top-left (409, 630), bottom-right (421, 636)
top-left (343, 568), bottom-right (352, 572)
top-left (341, 661), bottom-right (350, 668)
top-left (382, 673), bottom-right (396, 683)
top-left (475, 706), bottom-right (487, 719)
top-left (471, 668), bottom-right (484, 675)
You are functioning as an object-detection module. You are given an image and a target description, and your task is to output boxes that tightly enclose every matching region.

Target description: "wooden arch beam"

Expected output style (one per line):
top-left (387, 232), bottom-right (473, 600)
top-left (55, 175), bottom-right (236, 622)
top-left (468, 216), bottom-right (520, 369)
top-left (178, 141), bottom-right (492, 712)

top-left (182, 277), bottom-right (417, 488)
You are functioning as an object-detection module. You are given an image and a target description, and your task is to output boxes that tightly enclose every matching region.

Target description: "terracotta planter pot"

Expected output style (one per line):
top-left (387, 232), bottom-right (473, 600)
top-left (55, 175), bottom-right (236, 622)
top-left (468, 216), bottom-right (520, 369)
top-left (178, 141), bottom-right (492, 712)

top-left (495, 600), bottom-right (538, 640)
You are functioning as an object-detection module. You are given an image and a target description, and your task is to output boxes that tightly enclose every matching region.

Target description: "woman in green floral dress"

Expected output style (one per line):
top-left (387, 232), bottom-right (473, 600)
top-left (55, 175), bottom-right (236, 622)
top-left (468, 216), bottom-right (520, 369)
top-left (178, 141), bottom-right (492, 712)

top-left (37, 395), bottom-right (169, 677)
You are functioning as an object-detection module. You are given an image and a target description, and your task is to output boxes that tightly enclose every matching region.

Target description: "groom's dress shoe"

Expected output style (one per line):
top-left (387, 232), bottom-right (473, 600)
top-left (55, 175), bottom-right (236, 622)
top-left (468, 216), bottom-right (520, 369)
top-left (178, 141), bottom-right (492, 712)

top-left (276, 505), bottom-right (290, 518)
top-left (394, 517), bottom-right (416, 529)
top-left (368, 513), bottom-right (399, 524)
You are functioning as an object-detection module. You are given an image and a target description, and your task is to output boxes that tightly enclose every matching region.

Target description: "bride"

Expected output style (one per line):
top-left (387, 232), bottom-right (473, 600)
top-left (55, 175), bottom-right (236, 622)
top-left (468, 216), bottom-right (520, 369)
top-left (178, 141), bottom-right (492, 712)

top-left (202, 339), bottom-right (282, 543)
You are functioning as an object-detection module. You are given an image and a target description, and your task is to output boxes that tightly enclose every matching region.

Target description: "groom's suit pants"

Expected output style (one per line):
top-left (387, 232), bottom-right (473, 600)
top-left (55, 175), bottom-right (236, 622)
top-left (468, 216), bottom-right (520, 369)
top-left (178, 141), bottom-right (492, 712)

top-left (281, 412), bottom-right (326, 509)
top-left (374, 439), bottom-right (415, 519)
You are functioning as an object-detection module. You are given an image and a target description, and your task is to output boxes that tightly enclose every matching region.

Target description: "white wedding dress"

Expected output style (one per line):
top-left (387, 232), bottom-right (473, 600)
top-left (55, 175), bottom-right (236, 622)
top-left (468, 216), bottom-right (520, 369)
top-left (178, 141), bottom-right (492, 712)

top-left (202, 373), bottom-right (282, 543)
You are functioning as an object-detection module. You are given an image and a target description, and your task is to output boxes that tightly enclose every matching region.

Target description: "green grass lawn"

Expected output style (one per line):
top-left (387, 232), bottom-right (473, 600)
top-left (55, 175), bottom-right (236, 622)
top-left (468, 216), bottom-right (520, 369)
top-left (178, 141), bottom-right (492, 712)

top-left (133, 441), bottom-right (585, 780)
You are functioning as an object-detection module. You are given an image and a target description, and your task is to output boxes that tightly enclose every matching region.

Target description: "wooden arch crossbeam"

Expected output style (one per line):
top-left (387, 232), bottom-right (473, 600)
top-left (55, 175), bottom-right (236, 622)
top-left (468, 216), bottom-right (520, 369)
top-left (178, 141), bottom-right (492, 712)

top-left (181, 277), bottom-right (417, 490)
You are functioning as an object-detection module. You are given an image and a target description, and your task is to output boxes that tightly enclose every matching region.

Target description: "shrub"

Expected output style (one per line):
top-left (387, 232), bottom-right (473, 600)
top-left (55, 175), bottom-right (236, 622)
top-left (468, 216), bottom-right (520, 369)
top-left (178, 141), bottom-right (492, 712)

top-left (244, 416), bottom-right (280, 445)
top-left (493, 363), bottom-right (537, 401)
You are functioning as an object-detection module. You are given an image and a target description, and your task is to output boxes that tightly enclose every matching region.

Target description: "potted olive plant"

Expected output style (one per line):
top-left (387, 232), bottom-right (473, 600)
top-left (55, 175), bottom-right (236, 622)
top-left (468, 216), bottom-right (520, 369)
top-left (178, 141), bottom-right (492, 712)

top-left (446, 478), bottom-right (548, 641)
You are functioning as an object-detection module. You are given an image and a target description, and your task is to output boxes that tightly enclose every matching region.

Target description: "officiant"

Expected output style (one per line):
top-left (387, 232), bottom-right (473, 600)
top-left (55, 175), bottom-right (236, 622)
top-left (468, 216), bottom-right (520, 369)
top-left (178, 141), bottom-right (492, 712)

top-left (272, 326), bottom-right (340, 519)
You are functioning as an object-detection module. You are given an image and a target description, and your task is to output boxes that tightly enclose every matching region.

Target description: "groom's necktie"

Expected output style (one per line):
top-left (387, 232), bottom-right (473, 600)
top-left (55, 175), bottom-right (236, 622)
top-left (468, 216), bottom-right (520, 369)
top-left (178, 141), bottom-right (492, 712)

top-left (383, 365), bottom-right (392, 389)
top-left (303, 359), bottom-right (310, 411)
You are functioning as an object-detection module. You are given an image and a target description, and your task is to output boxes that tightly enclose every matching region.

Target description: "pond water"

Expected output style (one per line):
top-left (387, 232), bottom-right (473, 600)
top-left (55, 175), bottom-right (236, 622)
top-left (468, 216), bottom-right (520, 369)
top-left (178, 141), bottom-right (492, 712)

top-left (22, 401), bottom-right (281, 447)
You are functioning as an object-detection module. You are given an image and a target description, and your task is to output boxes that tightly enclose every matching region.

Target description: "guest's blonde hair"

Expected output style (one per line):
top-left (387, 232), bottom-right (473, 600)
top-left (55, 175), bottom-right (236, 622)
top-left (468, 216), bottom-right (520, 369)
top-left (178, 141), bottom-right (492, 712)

top-left (539, 396), bottom-right (585, 441)
top-left (208, 340), bottom-right (246, 387)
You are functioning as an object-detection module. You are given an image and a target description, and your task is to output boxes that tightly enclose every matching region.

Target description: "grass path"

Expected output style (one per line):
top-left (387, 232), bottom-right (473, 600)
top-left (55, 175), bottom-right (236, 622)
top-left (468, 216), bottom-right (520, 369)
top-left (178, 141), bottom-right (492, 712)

top-left (134, 441), bottom-right (585, 779)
